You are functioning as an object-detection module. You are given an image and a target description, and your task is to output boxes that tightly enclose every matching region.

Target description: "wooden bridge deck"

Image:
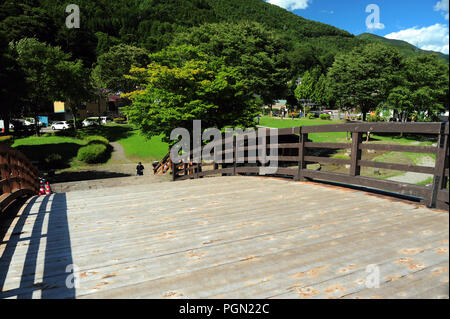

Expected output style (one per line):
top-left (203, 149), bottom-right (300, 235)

top-left (0, 176), bottom-right (448, 299)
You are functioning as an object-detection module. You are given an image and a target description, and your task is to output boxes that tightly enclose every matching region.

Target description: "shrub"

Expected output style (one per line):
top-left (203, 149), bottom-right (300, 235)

top-left (319, 114), bottom-right (331, 120)
top-left (77, 144), bottom-right (109, 164)
top-left (307, 113), bottom-right (316, 120)
top-left (291, 112), bottom-right (300, 118)
top-left (44, 153), bottom-right (64, 168)
top-left (114, 117), bottom-right (127, 124)
top-left (0, 135), bottom-right (14, 144)
top-left (85, 135), bottom-right (109, 145)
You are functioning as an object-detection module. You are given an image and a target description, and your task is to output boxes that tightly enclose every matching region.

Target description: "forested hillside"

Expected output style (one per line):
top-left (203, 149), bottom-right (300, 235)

top-left (1, 0), bottom-right (447, 133)
top-left (1, 0), bottom-right (446, 67)
top-left (358, 33), bottom-right (449, 61)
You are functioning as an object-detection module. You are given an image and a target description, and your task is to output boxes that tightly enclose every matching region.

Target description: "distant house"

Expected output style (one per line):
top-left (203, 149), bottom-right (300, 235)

top-left (53, 96), bottom-right (124, 120)
top-left (263, 100), bottom-right (287, 111)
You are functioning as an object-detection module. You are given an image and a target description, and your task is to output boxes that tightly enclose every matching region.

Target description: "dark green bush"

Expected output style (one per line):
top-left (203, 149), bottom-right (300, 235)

top-left (77, 144), bottom-right (109, 163)
top-left (44, 153), bottom-right (64, 168)
top-left (85, 135), bottom-right (109, 145)
top-left (0, 135), bottom-right (14, 144)
top-left (113, 117), bottom-right (127, 124)
top-left (319, 113), bottom-right (331, 120)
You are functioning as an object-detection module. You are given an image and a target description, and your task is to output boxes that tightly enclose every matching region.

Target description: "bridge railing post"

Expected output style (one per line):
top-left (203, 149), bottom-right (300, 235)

top-left (350, 132), bottom-right (362, 176)
top-left (296, 127), bottom-right (307, 181)
top-left (429, 122), bottom-right (449, 208)
top-left (233, 135), bottom-right (237, 176)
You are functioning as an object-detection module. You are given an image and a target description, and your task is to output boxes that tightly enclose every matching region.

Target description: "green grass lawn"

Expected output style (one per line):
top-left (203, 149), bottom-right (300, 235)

top-left (80, 123), bottom-right (169, 161)
top-left (258, 116), bottom-right (343, 128)
top-left (117, 130), bottom-right (169, 161)
top-left (10, 124), bottom-right (170, 169)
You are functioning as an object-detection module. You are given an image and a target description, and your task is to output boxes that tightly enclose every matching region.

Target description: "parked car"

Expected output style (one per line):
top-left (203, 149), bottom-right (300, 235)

top-left (51, 121), bottom-right (71, 130)
top-left (82, 117), bottom-right (101, 127)
top-left (100, 116), bottom-right (113, 124)
top-left (9, 119), bottom-right (33, 133)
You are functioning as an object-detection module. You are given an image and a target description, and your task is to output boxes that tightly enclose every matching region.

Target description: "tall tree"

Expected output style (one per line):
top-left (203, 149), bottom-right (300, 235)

top-left (59, 60), bottom-right (93, 130)
top-left (10, 38), bottom-right (85, 135)
top-left (0, 32), bottom-right (27, 135)
top-left (91, 44), bottom-right (150, 94)
top-left (172, 21), bottom-right (290, 112)
top-left (326, 43), bottom-right (404, 121)
top-left (122, 45), bottom-right (259, 142)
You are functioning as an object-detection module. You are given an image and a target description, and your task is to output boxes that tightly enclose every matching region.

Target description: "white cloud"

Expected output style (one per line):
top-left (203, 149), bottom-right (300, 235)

top-left (434, 0), bottom-right (449, 20)
top-left (385, 23), bottom-right (449, 54)
top-left (266, 0), bottom-right (312, 11)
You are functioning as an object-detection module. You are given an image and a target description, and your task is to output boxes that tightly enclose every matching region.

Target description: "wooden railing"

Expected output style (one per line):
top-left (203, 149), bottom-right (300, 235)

top-left (153, 152), bottom-right (171, 175)
top-left (0, 144), bottom-right (39, 212)
top-left (172, 122), bottom-right (449, 210)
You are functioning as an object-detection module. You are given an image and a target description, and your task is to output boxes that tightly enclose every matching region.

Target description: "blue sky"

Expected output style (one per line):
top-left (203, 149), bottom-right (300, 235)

top-left (265, 0), bottom-right (449, 54)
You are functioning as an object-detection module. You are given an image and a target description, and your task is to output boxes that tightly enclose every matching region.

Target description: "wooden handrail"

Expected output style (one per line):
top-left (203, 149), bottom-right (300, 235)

top-left (0, 144), bottom-right (39, 212)
top-left (172, 122), bottom-right (449, 210)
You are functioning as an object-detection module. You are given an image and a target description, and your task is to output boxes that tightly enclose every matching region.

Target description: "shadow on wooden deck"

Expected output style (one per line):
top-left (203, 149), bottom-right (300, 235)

top-left (0, 194), bottom-right (76, 298)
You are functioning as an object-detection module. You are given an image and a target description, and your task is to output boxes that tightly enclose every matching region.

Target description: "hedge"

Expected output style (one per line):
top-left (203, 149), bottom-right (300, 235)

top-left (319, 113), bottom-right (331, 120)
top-left (77, 144), bottom-right (109, 164)
top-left (0, 135), bottom-right (14, 144)
top-left (85, 135), bottom-right (109, 145)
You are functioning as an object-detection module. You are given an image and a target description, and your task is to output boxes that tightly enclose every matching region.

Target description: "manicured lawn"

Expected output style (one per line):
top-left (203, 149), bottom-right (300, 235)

top-left (79, 123), bottom-right (169, 161)
top-left (10, 124), bottom-right (170, 169)
top-left (259, 116), bottom-right (343, 128)
top-left (118, 130), bottom-right (169, 161)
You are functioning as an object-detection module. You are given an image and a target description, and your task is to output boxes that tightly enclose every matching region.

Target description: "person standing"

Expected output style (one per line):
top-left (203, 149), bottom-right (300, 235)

top-left (136, 162), bottom-right (145, 176)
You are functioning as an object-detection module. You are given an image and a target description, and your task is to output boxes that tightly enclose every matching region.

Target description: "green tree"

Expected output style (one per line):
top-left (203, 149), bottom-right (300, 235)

top-left (59, 61), bottom-right (93, 130)
top-left (91, 44), bottom-right (151, 94)
top-left (10, 38), bottom-right (86, 135)
top-left (311, 73), bottom-right (327, 105)
top-left (122, 45), bottom-right (259, 142)
top-left (0, 32), bottom-right (27, 135)
top-left (386, 86), bottom-right (414, 122)
top-left (327, 43), bottom-right (404, 121)
top-left (172, 21), bottom-right (290, 114)
top-left (404, 55), bottom-right (448, 120)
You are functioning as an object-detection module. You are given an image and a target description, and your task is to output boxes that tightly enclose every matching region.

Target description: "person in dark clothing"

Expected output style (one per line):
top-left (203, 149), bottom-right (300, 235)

top-left (136, 162), bottom-right (145, 176)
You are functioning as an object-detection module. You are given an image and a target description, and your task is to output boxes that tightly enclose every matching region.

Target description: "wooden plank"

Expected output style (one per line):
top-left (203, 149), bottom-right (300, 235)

top-left (359, 143), bottom-right (438, 154)
top-left (0, 189), bottom-right (33, 212)
top-left (0, 176), bottom-right (447, 299)
top-left (277, 127), bottom-right (300, 135)
top-left (304, 156), bottom-right (350, 166)
top-left (301, 170), bottom-right (431, 198)
top-left (302, 122), bottom-right (443, 134)
top-left (358, 160), bottom-right (435, 174)
top-left (305, 142), bottom-right (351, 149)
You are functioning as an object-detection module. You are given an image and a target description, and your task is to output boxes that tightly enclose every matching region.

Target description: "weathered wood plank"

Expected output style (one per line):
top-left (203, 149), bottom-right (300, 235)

top-left (0, 177), bottom-right (447, 299)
